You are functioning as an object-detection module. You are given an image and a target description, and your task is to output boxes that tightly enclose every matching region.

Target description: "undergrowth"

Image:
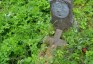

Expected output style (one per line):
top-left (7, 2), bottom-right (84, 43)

top-left (0, 0), bottom-right (93, 64)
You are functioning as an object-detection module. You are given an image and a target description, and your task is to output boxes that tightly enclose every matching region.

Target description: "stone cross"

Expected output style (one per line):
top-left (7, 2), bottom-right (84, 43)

top-left (43, 29), bottom-right (66, 47)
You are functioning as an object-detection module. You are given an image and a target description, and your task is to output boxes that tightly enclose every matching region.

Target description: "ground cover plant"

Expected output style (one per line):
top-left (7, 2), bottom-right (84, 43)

top-left (0, 0), bottom-right (93, 64)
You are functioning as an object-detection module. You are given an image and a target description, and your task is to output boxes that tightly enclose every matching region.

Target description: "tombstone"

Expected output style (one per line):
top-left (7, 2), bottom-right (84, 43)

top-left (39, 1), bottom-right (73, 63)
top-left (50, 0), bottom-right (73, 30)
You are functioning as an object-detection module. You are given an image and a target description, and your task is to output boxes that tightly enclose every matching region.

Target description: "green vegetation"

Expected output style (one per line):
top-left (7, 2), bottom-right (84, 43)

top-left (0, 0), bottom-right (93, 64)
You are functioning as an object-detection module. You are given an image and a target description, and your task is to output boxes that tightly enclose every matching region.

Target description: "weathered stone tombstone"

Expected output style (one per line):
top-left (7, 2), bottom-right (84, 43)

top-left (39, 0), bottom-right (73, 63)
top-left (50, 0), bottom-right (73, 30)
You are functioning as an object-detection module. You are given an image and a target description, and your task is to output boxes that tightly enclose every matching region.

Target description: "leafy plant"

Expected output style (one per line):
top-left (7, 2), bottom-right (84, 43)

top-left (0, 0), bottom-right (93, 64)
